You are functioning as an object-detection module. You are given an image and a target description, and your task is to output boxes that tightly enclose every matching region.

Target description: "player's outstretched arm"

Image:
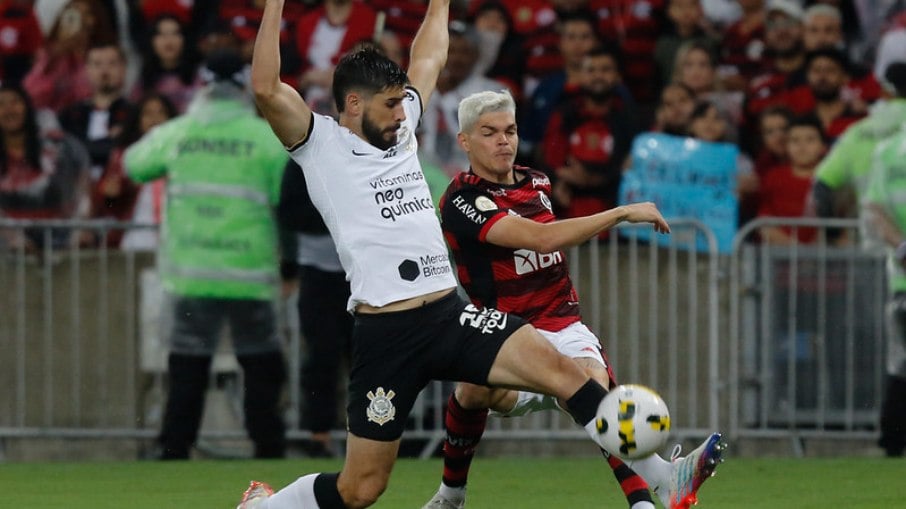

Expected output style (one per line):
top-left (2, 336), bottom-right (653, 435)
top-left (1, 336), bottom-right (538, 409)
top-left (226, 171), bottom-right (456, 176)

top-left (486, 202), bottom-right (670, 253)
top-left (406, 0), bottom-right (450, 106)
top-left (251, 0), bottom-right (312, 148)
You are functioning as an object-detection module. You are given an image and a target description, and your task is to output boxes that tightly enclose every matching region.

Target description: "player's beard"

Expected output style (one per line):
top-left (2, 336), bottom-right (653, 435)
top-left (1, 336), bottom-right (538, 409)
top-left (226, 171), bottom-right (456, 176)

top-left (362, 111), bottom-right (398, 151)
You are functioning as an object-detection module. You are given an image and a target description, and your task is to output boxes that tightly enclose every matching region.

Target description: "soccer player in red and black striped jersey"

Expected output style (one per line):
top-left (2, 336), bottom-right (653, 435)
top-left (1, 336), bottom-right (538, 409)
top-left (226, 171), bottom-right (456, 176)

top-left (423, 89), bottom-right (724, 509)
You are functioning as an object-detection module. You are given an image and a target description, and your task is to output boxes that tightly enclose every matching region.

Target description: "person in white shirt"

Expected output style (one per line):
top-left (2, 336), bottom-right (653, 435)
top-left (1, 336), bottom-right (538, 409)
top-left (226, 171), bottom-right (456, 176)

top-left (243, 2), bottom-right (682, 509)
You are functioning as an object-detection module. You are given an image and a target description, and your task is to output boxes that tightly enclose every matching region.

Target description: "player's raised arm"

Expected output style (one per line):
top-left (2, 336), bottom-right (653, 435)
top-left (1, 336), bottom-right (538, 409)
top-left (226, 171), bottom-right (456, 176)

top-left (486, 202), bottom-right (671, 254)
top-left (251, 0), bottom-right (312, 148)
top-left (406, 0), bottom-right (450, 105)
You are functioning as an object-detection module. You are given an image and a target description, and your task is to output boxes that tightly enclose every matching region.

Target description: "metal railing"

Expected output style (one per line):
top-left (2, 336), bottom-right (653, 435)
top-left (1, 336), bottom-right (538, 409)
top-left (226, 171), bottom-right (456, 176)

top-left (0, 217), bottom-right (888, 459)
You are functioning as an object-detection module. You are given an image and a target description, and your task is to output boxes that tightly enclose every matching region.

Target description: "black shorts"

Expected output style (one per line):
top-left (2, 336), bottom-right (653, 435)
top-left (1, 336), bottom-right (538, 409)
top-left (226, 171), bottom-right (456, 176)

top-left (347, 291), bottom-right (525, 441)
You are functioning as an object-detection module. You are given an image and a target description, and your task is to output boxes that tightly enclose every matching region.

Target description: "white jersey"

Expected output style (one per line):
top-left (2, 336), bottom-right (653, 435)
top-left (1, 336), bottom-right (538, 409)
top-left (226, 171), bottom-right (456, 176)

top-left (289, 87), bottom-right (457, 311)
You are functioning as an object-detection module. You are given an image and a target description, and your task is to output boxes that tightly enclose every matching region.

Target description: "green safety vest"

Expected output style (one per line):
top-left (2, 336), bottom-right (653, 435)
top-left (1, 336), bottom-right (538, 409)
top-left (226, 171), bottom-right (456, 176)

top-left (865, 125), bottom-right (906, 293)
top-left (125, 99), bottom-right (288, 300)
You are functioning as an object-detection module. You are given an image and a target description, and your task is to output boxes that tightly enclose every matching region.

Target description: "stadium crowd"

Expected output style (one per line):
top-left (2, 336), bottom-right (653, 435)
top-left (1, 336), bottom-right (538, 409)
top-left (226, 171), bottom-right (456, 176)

top-left (1, 0), bottom-right (905, 250)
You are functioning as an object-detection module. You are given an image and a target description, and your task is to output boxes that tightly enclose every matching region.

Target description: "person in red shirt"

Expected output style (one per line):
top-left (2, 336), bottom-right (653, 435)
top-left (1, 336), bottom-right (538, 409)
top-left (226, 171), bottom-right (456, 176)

top-left (424, 88), bottom-right (723, 509)
top-left (541, 45), bottom-right (637, 225)
top-left (719, 0), bottom-right (767, 90)
top-left (0, 0), bottom-right (43, 85)
top-left (758, 115), bottom-right (827, 244)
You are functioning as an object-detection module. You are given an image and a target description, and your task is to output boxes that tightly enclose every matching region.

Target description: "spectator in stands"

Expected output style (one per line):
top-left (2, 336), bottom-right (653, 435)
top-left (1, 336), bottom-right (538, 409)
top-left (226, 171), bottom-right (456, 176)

top-left (862, 63), bottom-right (906, 457)
top-left (740, 105), bottom-right (792, 225)
top-left (758, 115), bottom-right (827, 244)
top-left (469, 1), bottom-right (527, 100)
top-left (0, 0), bottom-right (43, 86)
top-left (813, 61), bottom-right (906, 248)
top-left (419, 21), bottom-right (505, 176)
top-left (595, 0), bottom-right (666, 106)
top-left (0, 83), bottom-right (90, 251)
top-left (519, 10), bottom-right (600, 161)
top-left (719, 0), bottom-right (767, 90)
top-left (672, 40), bottom-right (745, 134)
top-left (59, 44), bottom-right (132, 184)
top-left (132, 14), bottom-right (201, 113)
top-left (217, 0), bottom-right (306, 65)
top-left (278, 159), bottom-right (352, 458)
top-left (125, 49), bottom-right (288, 460)
top-left (787, 48), bottom-right (866, 141)
top-left (687, 99), bottom-right (758, 198)
top-left (96, 92), bottom-right (177, 249)
top-left (541, 45), bottom-right (636, 223)
top-left (743, 0), bottom-right (806, 130)
top-left (294, 0), bottom-right (377, 116)
top-left (753, 104), bottom-right (793, 176)
top-left (654, 0), bottom-right (718, 91)
top-left (653, 81), bottom-right (697, 135)
top-left (802, 3), bottom-right (882, 106)
top-left (23, 0), bottom-right (117, 113)
top-left (369, 0), bottom-right (429, 56)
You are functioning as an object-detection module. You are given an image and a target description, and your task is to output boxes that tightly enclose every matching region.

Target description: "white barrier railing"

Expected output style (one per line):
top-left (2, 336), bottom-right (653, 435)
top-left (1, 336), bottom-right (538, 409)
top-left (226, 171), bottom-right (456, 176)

top-left (0, 217), bottom-right (887, 459)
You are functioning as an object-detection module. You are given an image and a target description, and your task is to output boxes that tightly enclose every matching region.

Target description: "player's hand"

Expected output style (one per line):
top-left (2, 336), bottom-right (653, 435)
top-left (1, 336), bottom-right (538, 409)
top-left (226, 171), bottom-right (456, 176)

top-left (622, 202), bottom-right (670, 234)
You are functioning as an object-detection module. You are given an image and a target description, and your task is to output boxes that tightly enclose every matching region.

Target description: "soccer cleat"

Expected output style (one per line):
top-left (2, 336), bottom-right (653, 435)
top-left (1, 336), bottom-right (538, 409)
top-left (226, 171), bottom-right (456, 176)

top-left (236, 481), bottom-right (274, 509)
top-left (661, 433), bottom-right (725, 509)
top-left (420, 492), bottom-right (465, 509)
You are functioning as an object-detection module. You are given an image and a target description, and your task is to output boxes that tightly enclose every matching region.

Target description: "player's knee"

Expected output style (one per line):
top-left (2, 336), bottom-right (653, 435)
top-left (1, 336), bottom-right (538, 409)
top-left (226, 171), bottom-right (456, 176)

top-left (455, 383), bottom-right (494, 409)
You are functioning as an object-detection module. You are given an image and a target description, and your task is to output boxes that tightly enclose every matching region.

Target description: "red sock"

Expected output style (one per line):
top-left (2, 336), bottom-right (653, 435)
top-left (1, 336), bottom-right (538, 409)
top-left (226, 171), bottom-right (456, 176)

top-left (441, 393), bottom-right (489, 488)
top-left (602, 448), bottom-right (653, 507)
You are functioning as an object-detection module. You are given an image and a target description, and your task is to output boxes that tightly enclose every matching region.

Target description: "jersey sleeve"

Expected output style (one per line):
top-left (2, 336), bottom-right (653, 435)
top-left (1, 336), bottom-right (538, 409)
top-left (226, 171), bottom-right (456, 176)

top-left (440, 187), bottom-right (508, 243)
top-left (124, 122), bottom-right (174, 183)
top-left (815, 131), bottom-right (854, 188)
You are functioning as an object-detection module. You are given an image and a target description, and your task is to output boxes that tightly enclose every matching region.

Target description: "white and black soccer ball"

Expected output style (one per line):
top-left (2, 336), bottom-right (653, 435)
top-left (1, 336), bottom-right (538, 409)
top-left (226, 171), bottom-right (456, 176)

top-left (595, 384), bottom-right (671, 460)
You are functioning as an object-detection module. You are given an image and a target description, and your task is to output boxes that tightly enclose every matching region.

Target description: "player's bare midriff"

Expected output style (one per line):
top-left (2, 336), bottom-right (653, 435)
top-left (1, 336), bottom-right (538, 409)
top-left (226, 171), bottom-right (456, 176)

top-left (355, 288), bottom-right (456, 314)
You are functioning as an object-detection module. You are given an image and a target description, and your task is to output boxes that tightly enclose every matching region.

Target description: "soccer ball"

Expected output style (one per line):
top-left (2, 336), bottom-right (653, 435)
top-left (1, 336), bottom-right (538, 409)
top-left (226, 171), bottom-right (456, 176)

top-left (595, 384), bottom-right (671, 460)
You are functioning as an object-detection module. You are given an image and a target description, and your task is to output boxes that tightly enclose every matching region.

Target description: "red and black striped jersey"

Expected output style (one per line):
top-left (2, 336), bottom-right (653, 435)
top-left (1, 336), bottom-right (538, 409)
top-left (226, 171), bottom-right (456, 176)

top-left (440, 167), bottom-right (581, 332)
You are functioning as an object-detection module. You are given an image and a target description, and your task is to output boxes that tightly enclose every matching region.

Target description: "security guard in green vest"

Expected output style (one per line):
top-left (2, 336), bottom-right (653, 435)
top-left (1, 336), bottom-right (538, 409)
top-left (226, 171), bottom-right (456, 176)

top-left (126, 48), bottom-right (289, 459)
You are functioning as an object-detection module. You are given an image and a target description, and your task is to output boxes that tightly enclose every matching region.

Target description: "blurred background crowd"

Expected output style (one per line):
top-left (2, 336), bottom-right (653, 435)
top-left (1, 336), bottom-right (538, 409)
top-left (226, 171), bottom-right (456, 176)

top-left (2, 0), bottom-right (906, 251)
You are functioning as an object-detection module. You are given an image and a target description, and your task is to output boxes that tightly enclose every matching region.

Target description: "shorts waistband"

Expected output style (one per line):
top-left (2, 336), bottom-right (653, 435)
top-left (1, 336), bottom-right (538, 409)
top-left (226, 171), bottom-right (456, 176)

top-left (354, 289), bottom-right (460, 322)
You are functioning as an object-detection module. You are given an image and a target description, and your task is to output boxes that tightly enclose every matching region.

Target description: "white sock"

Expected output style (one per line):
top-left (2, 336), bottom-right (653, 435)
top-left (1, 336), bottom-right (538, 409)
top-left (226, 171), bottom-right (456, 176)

top-left (583, 419), bottom-right (607, 449)
top-left (266, 474), bottom-right (321, 509)
top-left (438, 482), bottom-right (466, 504)
top-left (626, 454), bottom-right (672, 493)
top-left (631, 502), bottom-right (656, 509)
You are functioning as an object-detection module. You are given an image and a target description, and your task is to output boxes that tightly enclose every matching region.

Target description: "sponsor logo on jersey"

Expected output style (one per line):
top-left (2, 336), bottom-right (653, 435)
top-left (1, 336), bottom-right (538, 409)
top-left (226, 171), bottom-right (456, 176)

top-left (398, 254), bottom-right (452, 281)
top-left (375, 186), bottom-right (434, 221)
top-left (452, 195), bottom-right (487, 225)
top-left (531, 175), bottom-right (550, 188)
top-left (539, 191), bottom-right (553, 212)
top-left (459, 304), bottom-right (509, 334)
top-left (488, 188), bottom-right (507, 197)
top-left (474, 195), bottom-right (498, 212)
top-left (366, 387), bottom-right (396, 426)
top-left (513, 249), bottom-right (563, 275)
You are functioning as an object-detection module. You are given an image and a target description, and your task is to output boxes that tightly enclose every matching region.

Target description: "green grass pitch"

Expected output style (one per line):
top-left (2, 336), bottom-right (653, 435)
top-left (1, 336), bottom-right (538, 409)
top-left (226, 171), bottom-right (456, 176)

top-left (4, 457), bottom-right (904, 508)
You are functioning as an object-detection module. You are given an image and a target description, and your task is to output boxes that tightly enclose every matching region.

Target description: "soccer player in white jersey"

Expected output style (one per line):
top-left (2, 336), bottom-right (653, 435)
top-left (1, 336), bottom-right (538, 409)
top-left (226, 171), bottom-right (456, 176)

top-left (245, 1), bottom-right (672, 508)
top-left (421, 90), bottom-right (724, 509)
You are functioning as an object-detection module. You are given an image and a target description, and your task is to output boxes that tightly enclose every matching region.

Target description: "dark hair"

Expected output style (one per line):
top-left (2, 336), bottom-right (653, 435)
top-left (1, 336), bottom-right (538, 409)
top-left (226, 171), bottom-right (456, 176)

top-left (332, 47), bottom-right (409, 113)
top-left (139, 14), bottom-right (199, 89)
top-left (804, 47), bottom-right (849, 73)
top-left (760, 104), bottom-right (795, 124)
top-left (557, 9), bottom-right (601, 39)
top-left (585, 43), bottom-right (624, 75)
top-left (117, 92), bottom-right (178, 148)
top-left (0, 84), bottom-right (42, 176)
top-left (689, 99), bottom-right (718, 121)
top-left (788, 114), bottom-right (828, 144)
top-left (471, 1), bottom-right (514, 33)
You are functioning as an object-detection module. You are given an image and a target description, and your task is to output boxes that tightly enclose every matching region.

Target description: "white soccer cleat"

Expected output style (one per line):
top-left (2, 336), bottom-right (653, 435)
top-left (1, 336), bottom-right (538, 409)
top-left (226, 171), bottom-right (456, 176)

top-left (236, 481), bottom-right (273, 509)
top-left (660, 432), bottom-right (725, 509)
top-left (421, 492), bottom-right (465, 509)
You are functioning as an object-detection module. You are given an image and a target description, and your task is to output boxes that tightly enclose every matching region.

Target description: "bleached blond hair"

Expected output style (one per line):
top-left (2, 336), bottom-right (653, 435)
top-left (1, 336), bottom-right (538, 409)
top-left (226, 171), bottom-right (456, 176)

top-left (457, 89), bottom-right (516, 134)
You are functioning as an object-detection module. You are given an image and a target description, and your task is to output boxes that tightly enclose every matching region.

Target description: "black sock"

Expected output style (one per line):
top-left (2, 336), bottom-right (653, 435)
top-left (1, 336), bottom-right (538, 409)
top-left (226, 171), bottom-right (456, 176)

top-left (313, 473), bottom-right (347, 509)
top-left (565, 379), bottom-right (608, 425)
